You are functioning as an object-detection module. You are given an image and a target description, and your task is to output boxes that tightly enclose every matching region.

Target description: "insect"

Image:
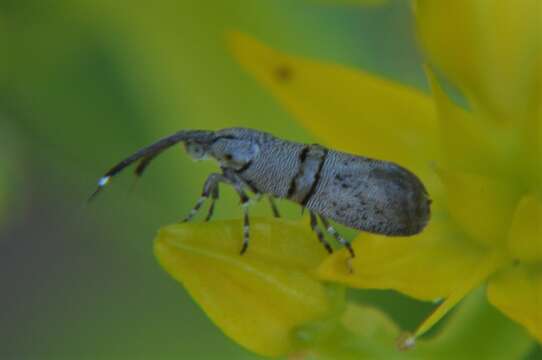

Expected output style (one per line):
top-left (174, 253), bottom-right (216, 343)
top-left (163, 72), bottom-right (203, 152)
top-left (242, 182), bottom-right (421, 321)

top-left (90, 127), bottom-right (431, 258)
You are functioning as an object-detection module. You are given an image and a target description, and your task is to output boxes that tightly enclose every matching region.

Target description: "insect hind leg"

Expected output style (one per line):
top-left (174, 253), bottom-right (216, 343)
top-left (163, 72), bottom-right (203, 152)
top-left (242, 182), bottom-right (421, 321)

top-left (319, 215), bottom-right (355, 258)
top-left (309, 211), bottom-right (333, 254)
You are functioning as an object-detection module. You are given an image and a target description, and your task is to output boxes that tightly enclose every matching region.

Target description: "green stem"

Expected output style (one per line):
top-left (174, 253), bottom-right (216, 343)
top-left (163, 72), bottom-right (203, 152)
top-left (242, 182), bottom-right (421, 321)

top-left (414, 287), bottom-right (535, 359)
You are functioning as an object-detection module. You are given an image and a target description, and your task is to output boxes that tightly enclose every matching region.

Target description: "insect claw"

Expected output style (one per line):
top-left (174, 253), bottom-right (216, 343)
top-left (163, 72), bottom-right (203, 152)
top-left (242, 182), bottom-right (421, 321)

top-left (204, 201), bottom-right (215, 222)
top-left (239, 242), bottom-right (248, 255)
top-left (268, 196), bottom-right (280, 218)
top-left (346, 257), bottom-right (354, 274)
top-left (346, 244), bottom-right (355, 258)
top-left (180, 211), bottom-right (196, 223)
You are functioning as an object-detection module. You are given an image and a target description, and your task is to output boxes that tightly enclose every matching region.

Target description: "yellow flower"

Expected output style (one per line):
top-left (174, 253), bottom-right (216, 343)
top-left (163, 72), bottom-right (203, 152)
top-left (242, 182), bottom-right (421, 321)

top-left (154, 218), bottom-right (338, 357)
top-left (229, 0), bottom-right (542, 346)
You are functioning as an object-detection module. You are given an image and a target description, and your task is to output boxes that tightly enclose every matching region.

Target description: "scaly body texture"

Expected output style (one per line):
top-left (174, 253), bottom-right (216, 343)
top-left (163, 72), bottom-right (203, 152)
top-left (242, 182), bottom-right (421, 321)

top-left (90, 127), bottom-right (431, 257)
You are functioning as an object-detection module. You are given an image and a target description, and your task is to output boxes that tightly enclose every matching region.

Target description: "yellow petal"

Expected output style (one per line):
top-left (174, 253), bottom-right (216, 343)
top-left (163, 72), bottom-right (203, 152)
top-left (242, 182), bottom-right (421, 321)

top-left (291, 303), bottom-right (402, 359)
top-left (436, 168), bottom-right (519, 247)
top-left (317, 218), bottom-right (489, 301)
top-left (340, 304), bottom-right (400, 342)
top-left (507, 194), bottom-right (542, 263)
top-left (414, 0), bottom-right (541, 122)
top-left (411, 252), bottom-right (505, 340)
top-left (427, 68), bottom-right (526, 180)
top-left (228, 31), bottom-right (438, 178)
top-left (487, 264), bottom-right (542, 343)
top-left (154, 218), bottom-right (333, 357)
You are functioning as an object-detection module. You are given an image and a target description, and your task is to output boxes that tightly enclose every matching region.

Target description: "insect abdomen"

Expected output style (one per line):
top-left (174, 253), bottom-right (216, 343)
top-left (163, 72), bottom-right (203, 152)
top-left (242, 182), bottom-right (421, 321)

top-left (304, 151), bottom-right (431, 236)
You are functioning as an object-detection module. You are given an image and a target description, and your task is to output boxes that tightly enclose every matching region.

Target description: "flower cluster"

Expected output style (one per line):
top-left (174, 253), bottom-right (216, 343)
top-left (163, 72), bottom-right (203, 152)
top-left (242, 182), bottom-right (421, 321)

top-left (155, 1), bottom-right (541, 358)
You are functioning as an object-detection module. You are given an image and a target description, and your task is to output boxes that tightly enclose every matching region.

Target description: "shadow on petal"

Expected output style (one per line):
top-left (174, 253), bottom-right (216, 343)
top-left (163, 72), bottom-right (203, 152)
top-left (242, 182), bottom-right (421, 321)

top-left (317, 217), bottom-right (489, 301)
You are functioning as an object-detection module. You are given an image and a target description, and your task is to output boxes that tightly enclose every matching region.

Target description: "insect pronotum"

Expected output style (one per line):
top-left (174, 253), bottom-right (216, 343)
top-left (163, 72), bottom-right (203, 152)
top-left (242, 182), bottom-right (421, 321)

top-left (90, 128), bottom-right (431, 257)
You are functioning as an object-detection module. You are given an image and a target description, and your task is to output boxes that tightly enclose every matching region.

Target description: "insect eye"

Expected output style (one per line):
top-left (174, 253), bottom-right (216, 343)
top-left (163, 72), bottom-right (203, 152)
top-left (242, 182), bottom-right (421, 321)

top-left (186, 142), bottom-right (206, 160)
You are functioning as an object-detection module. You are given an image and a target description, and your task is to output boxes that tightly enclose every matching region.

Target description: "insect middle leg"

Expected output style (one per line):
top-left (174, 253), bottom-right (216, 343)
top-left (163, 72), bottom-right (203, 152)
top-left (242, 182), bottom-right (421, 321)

top-left (309, 211), bottom-right (333, 254)
top-left (225, 173), bottom-right (252, 255)
top-left (319, 215), bottom-right (355, 258)
top-left (247, 190), bottom-right (280, 218)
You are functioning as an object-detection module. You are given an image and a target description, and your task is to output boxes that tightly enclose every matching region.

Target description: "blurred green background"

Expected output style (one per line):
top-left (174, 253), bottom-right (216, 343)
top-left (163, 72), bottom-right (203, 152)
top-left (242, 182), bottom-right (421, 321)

top-left (1, 1), bottom-right (539, 359)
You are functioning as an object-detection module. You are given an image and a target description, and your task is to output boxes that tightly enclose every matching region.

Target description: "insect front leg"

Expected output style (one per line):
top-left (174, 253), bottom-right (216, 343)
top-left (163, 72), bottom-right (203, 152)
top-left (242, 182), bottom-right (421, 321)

top-left (181, 173), bottom-right (225, 223)
top-left (204, 185), bottom-right (220, 222)
top-left (319, 215), bottom-right (355, 258)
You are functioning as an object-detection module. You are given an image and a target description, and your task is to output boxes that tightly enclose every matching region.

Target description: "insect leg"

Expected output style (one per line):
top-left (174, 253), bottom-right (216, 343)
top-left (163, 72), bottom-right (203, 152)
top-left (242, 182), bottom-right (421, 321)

top-left (268, 196), bottom-right (281, 218)
top-left (241, 203), bottom-right (250, 255)
top-left (234, 185), bottom-right (251, 255)
top-left (309, 211), bottom-right (333, 254)
top-left (224, 170), bottom-right (252, 255)
top-left (204, 185), bottom-right (220, 222)
top-left (319, 215), bottom-right (355, 258)
top-left (181, 173), bottom-right (224, 223)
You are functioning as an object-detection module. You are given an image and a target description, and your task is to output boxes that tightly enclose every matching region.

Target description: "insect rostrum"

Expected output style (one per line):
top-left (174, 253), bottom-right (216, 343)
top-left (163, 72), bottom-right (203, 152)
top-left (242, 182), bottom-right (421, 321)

top-left (90, 128), bottom-right (431, 258)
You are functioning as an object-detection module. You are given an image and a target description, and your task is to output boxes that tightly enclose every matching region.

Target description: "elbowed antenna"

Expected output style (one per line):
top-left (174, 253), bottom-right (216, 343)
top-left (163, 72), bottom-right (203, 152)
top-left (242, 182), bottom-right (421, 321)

top-left (88, 130), bottom-right (213, 202)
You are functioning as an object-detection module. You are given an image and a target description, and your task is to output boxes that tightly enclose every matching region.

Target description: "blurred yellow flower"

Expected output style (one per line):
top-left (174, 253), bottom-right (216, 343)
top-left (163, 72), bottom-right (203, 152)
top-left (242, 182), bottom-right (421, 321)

top-left (229, 0), bottom-right (542, 346)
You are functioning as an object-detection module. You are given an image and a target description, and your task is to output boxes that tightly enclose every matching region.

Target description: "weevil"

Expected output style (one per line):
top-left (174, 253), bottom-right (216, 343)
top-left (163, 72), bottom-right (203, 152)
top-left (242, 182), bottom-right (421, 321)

top-left (90, 127), bottom-right (431, 257)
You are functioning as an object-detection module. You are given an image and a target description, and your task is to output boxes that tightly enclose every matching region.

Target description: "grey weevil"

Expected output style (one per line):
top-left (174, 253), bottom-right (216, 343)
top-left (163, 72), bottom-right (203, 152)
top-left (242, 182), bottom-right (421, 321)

top-left (90, 127), bottom-right (431, 257)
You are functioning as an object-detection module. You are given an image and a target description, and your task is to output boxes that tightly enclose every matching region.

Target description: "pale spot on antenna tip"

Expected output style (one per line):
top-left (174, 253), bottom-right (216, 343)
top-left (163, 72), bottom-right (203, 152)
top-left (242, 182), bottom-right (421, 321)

top-left (98, 176), bottom-right (110, 187)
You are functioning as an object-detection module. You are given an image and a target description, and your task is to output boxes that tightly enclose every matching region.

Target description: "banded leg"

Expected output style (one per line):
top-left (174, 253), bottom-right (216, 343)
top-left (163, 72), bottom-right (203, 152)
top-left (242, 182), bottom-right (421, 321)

top-left (234, 185), bottom-right (251, 255)
top-left (268, 196), bottom-right (281, 218)
top-left (225, 171), bottom-right (253, 255)
top-left (204, 185), bottom-right (219, 222)
top-left (240, 203), bottom-right (250, 254)
top-left (309, 211), bottom-right (333, 254)
top-left (180, 173), bottom-right (225, 223)
top-left (319, 216), bottom-right (355, 258)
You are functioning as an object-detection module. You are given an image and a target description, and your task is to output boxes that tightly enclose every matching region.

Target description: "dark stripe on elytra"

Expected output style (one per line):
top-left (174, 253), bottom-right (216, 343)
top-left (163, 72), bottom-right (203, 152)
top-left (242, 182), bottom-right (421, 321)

top-left (301, 148), bottom-right (328, 206)
top-left (287, 146), bottom-right (309, 198)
